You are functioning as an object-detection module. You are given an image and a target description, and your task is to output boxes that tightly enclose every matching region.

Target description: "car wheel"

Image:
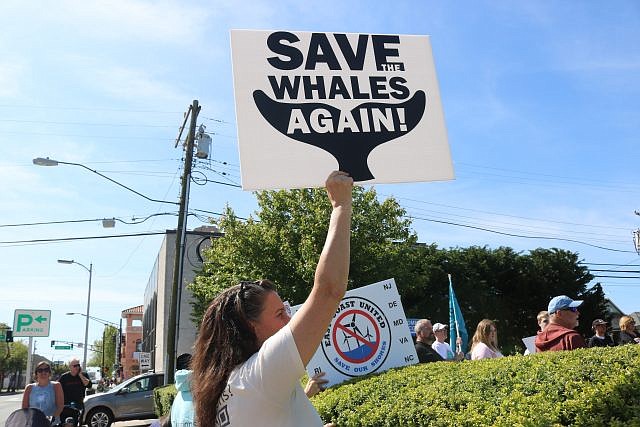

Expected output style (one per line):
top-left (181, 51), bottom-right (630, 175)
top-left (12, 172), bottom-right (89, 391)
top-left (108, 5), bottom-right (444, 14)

top-left (85, 407), bottom-right (114, 427)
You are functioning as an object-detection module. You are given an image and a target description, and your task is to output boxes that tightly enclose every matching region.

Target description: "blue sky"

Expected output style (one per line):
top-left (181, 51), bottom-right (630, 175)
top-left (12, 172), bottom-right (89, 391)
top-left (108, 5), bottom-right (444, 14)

top-left (0, 1), bottom-right (638, 364)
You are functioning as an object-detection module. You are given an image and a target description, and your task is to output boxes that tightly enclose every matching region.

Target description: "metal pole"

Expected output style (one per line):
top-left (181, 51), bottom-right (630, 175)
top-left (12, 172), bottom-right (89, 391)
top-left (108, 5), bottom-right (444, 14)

top-left (166, 100), bottom-right (200, 385)
top-left (101, 327), bottom-right (106, 376)
top-left (83, 263), bottom-right (93, 370)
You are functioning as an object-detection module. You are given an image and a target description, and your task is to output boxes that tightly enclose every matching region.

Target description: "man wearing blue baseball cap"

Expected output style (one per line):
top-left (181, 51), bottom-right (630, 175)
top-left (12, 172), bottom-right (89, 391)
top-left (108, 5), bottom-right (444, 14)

top-left (535, 295), bottom-right (586, 352)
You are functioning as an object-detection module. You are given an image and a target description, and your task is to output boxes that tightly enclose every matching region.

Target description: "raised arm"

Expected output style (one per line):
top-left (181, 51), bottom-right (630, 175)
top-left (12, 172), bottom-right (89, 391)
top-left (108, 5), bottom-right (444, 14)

top-left (289, 171), bottom-right (353, 365)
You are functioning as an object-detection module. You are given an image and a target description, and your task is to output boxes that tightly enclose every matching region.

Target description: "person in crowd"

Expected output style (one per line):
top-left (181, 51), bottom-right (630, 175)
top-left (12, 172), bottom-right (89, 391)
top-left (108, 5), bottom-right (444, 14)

top-left (587, 319), bottom-right (616, 347)
top-left (171, 353), bottom-right (194, 427)
top-left (535, 295), bottom-right (586, 352)
top-left (414, 319), bottom-right (444, 363)
top-left (191, 171), bottom-right (352, 427)
top-left (431, 323), bottom-right (463, 361)
top-left (59, 358), bottom-right (92, 411)
top-left (536, 311), bottom-right (550, 331)
top-left (618, 315), bottom-right (640, 345)
top-left (21, 361), bottom-right (64, 421)
top-left (470, 319), bottom-right (504, 360)
top-left (524, 311), bottom-right (550, 355)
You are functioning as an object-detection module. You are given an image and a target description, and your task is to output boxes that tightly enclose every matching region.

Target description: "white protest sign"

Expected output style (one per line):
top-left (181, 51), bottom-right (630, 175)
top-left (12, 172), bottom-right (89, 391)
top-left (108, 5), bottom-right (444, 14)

top-left (291, 278), bottom-right (417, 388)
top-left (522, 335), bottom-right (537, 354)
top-left (230, 30), bottom-right (454, 190)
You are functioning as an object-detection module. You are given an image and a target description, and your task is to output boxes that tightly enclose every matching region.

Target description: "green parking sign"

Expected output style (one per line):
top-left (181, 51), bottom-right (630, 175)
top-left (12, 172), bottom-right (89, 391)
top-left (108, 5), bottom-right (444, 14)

top-left (13, 309), bottom-right (51, 337)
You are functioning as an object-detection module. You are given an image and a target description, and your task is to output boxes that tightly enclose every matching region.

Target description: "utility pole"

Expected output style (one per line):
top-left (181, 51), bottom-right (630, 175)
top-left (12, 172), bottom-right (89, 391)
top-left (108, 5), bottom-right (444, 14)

top-left (166, 100), bottom-right (200, 384)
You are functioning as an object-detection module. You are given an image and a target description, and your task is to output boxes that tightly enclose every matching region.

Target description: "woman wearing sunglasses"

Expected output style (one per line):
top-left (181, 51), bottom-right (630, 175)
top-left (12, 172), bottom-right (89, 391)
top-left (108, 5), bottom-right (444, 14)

top-left (192, 171), bottom-right (352, 427)
top-left (21, 361), bottom-right (64, 421)
top-left (618, 315), bottom-right (640, 345)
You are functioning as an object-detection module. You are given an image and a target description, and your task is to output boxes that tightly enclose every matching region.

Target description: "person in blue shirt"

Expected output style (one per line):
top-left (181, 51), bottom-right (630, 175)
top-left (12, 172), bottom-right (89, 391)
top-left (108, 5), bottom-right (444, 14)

top-left (21, 361), bottom-right (64, 421)
top-left (170, 353), bottom-right (194, 427)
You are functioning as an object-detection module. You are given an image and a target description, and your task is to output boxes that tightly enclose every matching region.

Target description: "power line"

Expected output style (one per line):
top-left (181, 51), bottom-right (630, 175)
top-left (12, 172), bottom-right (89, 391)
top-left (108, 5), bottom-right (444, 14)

top-left (0, 231), bottom-right (168, 246)
top-left (408, 214), bottom-right (637, 253)
top-left (0, 104), bottom-right (182, 113)
top-left (388, 194), bottom-right (632, 231)
top-left (0, 118), bottom-right (177, 128)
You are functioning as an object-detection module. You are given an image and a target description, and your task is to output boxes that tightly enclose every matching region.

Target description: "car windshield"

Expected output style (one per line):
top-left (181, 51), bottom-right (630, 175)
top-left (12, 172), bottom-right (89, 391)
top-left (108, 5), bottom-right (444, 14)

top-left (109, 375), bottom-right (150, 393)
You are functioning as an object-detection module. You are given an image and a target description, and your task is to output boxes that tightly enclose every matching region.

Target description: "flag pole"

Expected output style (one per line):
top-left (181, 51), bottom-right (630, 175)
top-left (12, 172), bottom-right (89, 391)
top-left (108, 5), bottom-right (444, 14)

top-left (448, 274), bottom-right (462, 353)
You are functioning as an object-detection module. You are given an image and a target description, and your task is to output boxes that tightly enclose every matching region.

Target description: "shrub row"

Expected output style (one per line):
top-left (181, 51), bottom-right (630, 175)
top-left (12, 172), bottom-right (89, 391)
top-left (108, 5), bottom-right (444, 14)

top-left (312, 345), bottom-right (640, 426)
top-left (154, 383), bottom-right (176, 417)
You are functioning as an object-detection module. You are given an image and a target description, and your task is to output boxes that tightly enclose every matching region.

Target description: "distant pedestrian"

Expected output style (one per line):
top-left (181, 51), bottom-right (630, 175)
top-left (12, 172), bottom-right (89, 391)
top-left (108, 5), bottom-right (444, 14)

top-left (414, 319), bottom-right (444, 363)
top-left (470, 319), bottom-right (503, 360)
top-left (587, 319), bottom-right (616, 347)
top-left (618, 315), bottom-right (640, 345)
top-left (535, 295), bottom-right (586, 352)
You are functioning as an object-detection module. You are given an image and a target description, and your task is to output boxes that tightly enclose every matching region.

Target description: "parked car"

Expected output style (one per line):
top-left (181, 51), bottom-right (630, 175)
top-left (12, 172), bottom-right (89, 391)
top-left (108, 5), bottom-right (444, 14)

top-left (82, 371), bottom-right (164, 427)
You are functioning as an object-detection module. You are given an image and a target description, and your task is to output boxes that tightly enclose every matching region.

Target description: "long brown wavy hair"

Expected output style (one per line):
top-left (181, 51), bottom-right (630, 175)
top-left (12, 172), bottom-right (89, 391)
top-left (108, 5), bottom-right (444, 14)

top-left (191, 280), bottom-right (276, 426)
top-left (471, 319), bottom-right (500, 353)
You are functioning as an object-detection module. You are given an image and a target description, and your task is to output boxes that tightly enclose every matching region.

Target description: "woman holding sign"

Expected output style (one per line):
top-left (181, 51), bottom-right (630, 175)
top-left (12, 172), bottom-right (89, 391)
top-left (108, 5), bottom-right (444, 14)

top-left (191, 171), bottom-right (352, 427)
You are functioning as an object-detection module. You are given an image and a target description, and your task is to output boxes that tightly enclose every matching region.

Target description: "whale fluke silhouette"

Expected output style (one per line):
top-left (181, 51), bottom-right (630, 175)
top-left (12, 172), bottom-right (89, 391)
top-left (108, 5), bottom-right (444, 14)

top-left (253, 90), bottom-right (426, 181)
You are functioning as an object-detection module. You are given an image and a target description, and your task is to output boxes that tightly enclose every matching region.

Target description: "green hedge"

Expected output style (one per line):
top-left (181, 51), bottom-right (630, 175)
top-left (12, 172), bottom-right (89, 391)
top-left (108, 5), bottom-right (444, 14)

top-left (312, 345), bottom-right (640, 426)
top-left (154, 384), bottom-right (176, 417)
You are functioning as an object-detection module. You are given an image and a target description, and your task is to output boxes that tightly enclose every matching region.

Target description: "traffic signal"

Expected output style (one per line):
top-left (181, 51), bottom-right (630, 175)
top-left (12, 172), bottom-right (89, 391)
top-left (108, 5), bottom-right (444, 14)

top-left (5, 331), bottom-right (12, 342)
top-left (51, 340), bottom-right (55, 347)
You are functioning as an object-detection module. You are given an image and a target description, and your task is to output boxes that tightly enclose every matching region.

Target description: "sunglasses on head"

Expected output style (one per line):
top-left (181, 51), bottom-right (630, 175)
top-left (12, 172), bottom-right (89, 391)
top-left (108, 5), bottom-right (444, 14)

top-left (36, 368), bottom-right (51, 373)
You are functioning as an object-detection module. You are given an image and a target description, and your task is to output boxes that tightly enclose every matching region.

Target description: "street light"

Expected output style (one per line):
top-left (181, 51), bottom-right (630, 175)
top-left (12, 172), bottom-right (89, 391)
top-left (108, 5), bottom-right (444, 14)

top-left (58, 259), bottom-right (92, 370)
top-left (33, 157), bottom-right (179, 206)
top-left (67, 313), bottom-right (121, 377)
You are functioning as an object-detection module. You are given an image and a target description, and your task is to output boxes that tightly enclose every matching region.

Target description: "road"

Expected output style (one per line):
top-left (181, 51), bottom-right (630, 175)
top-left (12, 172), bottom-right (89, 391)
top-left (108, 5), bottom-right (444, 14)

top-left (0, 392), bottom-right (154, 426)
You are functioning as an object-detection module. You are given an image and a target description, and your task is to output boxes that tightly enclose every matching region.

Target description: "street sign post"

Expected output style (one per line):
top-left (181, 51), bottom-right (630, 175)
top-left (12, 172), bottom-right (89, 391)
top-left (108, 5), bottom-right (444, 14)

top-left (55, 345), bottom-right (72, 350)
top-left (13, 309), bottom-right (51, 337)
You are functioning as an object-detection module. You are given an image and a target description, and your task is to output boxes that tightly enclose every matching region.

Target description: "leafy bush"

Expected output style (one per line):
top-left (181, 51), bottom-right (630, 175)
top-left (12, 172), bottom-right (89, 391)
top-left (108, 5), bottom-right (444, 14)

top-left (312, 345), bottom-right (640, 426)
top-left (154, 384), bottom-right (176, 417)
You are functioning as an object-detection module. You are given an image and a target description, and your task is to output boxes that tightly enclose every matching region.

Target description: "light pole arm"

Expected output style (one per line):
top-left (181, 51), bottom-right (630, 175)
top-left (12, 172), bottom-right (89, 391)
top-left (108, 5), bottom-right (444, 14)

top-left (33, 158), bottom-right (179, 206)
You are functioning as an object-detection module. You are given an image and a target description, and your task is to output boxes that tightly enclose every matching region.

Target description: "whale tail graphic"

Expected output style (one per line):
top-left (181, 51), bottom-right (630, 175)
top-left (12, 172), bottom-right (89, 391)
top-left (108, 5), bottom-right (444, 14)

top-left (253, 90), bottom-right (427, 181)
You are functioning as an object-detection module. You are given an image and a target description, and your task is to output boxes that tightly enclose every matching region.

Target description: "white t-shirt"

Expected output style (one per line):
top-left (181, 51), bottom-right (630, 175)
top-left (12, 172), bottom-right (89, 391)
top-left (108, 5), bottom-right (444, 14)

top-left (215, 324), bottom-right (323, 427)
top-left (432, 341), bottom-right (455, 360)
top-left (471, 342), bottom-right (503, 360)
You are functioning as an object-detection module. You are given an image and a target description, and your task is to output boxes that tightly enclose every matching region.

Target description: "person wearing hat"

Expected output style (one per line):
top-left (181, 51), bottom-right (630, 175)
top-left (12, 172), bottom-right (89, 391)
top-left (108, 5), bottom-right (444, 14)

top-left (431, 323), bottom-right (464, 360)
top-left (587, 319), bottom-right (616, 348)
top-left (535, 295), bottom-right (587, 352)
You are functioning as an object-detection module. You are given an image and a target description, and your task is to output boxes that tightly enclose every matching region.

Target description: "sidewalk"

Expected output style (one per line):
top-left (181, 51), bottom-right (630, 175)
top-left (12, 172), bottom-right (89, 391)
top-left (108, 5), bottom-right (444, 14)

top-left (113, 420), bottom-right (155, 427)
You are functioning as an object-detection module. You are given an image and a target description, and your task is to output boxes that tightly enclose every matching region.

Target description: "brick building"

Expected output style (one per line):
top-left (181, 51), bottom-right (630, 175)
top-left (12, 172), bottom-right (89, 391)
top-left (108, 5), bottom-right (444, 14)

top-left (120, 305), bottom-right (143, 380)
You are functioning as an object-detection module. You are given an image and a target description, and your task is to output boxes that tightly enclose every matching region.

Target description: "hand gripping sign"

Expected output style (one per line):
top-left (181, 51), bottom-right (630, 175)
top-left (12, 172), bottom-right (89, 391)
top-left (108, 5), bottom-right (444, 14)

top-left (290, 278), bottom-right (418, 388)
top-left (230, 30), bottom-right (454, 190)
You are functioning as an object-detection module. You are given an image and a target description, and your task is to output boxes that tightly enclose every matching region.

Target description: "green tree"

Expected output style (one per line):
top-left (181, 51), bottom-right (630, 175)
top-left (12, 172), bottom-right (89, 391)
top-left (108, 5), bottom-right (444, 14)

top-left (87, 325), bottom-right (118, 374)
top-left (187, 189), bottom-right (605, 354)
top-left (1, 338), bottom-right (28, 391)
top-left (405, 246), bottom-right (598, 353)
top-left (190, 186), bottom-right (417, 322)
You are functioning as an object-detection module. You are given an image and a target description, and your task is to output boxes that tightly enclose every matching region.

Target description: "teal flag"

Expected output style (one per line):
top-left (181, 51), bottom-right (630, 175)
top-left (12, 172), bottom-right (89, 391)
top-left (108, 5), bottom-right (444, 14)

top-left (448, 274), bottom-right (469, 354)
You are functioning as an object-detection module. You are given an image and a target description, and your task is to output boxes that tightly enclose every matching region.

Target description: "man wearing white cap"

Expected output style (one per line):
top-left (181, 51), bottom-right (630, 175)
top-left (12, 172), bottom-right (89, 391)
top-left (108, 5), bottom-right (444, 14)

top-left (431, 323), bottom-right (463, 360)
top-left (535, 295), bottom-right (586, 352)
